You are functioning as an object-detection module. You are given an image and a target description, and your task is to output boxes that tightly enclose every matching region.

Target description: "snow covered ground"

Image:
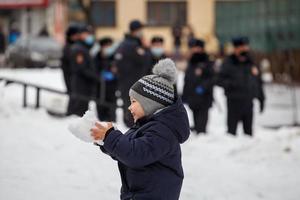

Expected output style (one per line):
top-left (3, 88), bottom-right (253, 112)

top-left (1, 68), bottom-right (300, 200)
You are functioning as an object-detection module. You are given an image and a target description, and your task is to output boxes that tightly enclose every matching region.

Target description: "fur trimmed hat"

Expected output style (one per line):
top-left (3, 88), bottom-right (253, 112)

top-left (129, 58), bottom-right (177, 116)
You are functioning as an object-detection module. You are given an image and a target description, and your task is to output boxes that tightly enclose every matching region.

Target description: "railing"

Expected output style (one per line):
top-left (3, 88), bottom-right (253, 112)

top-left (0, 76), bottom-right (116, 110)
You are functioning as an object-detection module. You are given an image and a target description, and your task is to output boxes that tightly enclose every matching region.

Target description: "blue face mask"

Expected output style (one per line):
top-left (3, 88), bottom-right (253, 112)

top-left (151, 47), bottom-right (164, 57)
top-left (103, 45), bottom-right (116, 57)
top-left (84, 35), bottom-right (95, 46)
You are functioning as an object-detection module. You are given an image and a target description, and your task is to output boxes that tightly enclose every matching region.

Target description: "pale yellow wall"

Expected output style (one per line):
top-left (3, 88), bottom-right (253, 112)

top-left (188, 0), bottom-right (218, 53)
top-left (95, 0), bottom-right (146, 42)
top-left (95, 0), bottom-right (218, 53)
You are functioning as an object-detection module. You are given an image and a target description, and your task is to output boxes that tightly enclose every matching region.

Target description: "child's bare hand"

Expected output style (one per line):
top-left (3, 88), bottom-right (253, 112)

top-left (91, 122), bottom-right (113, 141)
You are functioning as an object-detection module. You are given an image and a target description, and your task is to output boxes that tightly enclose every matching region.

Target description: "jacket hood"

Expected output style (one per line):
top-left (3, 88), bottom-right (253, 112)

top-left (152, 98), bottom-right (190, 143)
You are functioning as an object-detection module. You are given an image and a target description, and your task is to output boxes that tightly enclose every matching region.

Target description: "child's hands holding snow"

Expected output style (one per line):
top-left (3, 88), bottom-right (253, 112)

top-left (91, 122), bottom-right (113, 141)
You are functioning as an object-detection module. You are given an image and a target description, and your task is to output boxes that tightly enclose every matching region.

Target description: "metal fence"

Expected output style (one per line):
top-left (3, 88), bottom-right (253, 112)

top-left (0, 76), bottom-right (117, 112)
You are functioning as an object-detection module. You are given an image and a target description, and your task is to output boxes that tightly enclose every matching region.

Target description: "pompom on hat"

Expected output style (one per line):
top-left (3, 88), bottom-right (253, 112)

top-left (129, 58), bottom-right (177, 116)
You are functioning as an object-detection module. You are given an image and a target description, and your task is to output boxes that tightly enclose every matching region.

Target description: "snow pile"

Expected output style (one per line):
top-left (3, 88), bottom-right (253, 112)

top-left (182, 128), bottom-right (300, 200)
top-left (68, 110), bottom-right (106, 145)
top-left (0, 68), bottom-right (300, 200)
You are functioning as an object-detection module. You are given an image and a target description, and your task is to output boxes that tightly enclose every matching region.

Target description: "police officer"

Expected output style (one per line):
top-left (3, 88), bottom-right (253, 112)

top-left (217, 37), bottom-right (265, 136)
top-left (148, 36), bottom-right (167, 73)
top-left (94, 37), bottom-right (118, 121)
top-left (114, 19), bottom-right (151, 127)
top-left (67, 25), bottom-right (100, 117)
top-left (61, 24), bottom-right (80, 95)
top-left (182, 38), bottom-right (215, 134)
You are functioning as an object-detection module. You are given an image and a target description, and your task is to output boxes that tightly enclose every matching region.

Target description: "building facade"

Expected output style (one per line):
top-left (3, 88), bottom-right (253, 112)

top-left (69, 0), bottom-right (219, 53)
top-left (0, 0), bottom-right (67, 44)
top-left (215, 0), bottom-right (300, 52)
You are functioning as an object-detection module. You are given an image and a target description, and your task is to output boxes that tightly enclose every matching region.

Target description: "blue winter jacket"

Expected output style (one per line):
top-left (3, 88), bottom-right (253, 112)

top-left (101, 98), bottom-right (190, 200)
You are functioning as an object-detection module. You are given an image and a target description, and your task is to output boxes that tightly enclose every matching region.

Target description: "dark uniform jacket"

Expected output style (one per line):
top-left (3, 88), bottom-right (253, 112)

top-left (150, 53), bottom-right (167, 72)
top-left (101, 98), bottom-right (190, 200)
top-left (61, 43), bottom-right (73, 93)
top-left (143, 50), bottom-right (167, 75)
top-left (182, 53), bottom-right (215, 110)
top-left (217, 54), bottom-right (265, 103)
top-left (94, 52), bottom-right (117, 102)
top-left (114, 34), bottom-right (151, 97)
top-left (70, 41), bottom-right (100, 98)
top-left (0, 32), bottom-right (6, 53)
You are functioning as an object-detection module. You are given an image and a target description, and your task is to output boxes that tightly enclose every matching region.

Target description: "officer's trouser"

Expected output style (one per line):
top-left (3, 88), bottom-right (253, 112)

top-left (97, 104), bottom-right (116, 122)
top-left (67, 94), bottom-right (89, 117)
top-left (67, 84), bottom-right (94, 117)
top-left (192, 108), bottom-right (209, 133)
top-left (227, 99), bottom-right (253, 136)
top-left (96, 82), bottom-right (117, 122)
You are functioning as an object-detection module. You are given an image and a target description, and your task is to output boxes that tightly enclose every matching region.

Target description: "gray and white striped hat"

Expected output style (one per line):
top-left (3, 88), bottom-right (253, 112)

top-left (129, 58), bottom-right (177, 116)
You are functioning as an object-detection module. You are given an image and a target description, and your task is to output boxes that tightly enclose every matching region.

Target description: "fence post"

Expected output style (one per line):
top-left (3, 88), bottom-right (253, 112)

top-left (23, 84), bottom-right (27, 108)
top-left (36, 87), bottom-right (40, 109)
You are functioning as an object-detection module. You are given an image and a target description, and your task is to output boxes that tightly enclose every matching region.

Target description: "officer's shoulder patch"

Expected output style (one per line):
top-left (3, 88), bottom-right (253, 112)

top-left (115, 53), bottom-right (123, 60)
top-left (76, 53), bottom-right (84, 64)
top-left (136, 47), bottom-right (145, 55)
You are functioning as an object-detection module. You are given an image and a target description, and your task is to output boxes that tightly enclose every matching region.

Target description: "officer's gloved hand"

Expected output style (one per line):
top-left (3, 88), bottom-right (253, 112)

top-left (259, 99), bottom-right (265, 113)
top-left (102, 70), bottom-right (115, 81)
top-left (195, 86), bottom-right (205, 95)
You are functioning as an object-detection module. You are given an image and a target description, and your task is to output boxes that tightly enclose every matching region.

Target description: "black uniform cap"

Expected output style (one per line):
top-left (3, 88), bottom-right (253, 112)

top-left (188, 38), bottom-right (205, 48)
top-left (99, 37), bottom-right (113, 46)
top-left (232, 36), bottom-right (249, 47)
top-left (129, 20), bottom-right (144, 32)
top-left (66, 24), bottom-right (80, 38)
top-left (151, 36), bottom-right (164, 44)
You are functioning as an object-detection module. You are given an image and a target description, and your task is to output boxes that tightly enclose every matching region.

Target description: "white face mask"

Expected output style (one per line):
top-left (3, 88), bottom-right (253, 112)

top-left (151, 47), bottom-right (164, 57)
top-left (84, 35), bottom-right (95, 46)
top-left (103, 45), bottom-right (116, 57)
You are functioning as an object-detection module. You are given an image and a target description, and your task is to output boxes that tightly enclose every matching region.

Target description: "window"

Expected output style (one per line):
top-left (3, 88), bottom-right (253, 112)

top-left (90, 0), bottom-right (116, 27)
top-left (147, 1), bottom-right (187, 26)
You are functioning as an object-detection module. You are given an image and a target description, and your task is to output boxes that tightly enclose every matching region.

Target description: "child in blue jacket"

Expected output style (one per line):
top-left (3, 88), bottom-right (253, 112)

top-left (91, 58), bottom-right (190, 200)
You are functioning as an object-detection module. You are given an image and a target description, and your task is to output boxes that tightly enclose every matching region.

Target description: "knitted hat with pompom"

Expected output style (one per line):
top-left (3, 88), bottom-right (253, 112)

top-left (129, 58), bottom-right (177, 116)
